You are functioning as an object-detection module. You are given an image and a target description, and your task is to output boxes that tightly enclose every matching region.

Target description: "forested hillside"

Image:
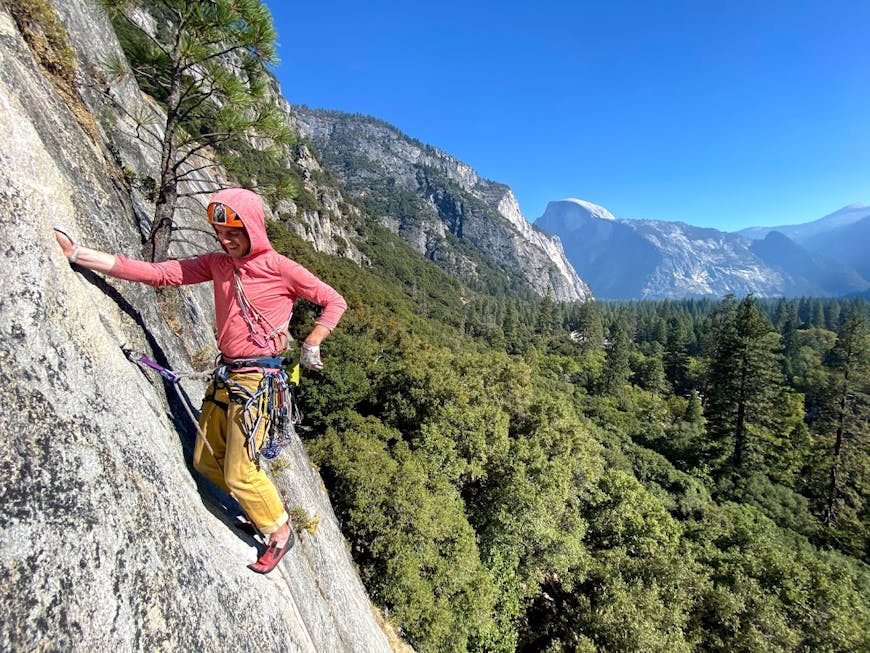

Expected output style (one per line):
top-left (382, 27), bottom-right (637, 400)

top-left (270, 215), bottom-right (870, 652)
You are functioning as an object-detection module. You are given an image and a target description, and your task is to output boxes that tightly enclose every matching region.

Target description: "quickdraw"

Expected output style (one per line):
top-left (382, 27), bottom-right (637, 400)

top-left (215, 362), bottom-right (301, 461)
top-left (128, 350), bottom-right (213, 383)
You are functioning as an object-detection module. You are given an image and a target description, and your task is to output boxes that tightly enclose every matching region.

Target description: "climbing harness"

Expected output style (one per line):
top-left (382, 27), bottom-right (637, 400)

top-left (220, 269), bottom-right (299, 459)
top-left (213, 356), bottom-right (301, 461)
top-left (125, 349), bottom-right (301, 461)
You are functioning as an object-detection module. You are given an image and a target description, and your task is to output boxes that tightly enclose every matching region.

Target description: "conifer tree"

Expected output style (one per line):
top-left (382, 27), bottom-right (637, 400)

top-left (811, 300), bottom-right (826, 329)
top-left (501, 300), bottom-right (524, 353)
top-left (534, 292), bottom-right (556, 336)
top-left (772, 297), bottom-right (792, 331)
top-left (571, 301), bottom-right (604, 354)
top-left (816, 308), bottom-right (869, 553)
top-left (664, 316), bottom-right (692, 395)
top-left (798, 297), bottom-right (812, 327)
top-left (824, 300), bottom-right (841, 331)
top-left (101, 0), bottom-right (292, 260)
top-left (601, 319), bottom-right (632, 395)
top-left (704, 296), bottom-right (785, 475)
top-left (780, 310), bottom-right (800, 381)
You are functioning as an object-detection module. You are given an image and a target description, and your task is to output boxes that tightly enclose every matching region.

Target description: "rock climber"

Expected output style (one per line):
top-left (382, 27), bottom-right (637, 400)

top-left (54, 187), bottom-right (347, 574)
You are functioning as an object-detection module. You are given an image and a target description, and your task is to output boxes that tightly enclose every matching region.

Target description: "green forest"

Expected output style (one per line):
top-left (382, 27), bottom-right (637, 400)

top-left (274, 220), bottom-right (870, 653)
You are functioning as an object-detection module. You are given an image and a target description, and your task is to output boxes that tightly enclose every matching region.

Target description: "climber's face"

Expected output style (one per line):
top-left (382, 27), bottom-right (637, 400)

top-left (214, 225), bottom-right (251, 258)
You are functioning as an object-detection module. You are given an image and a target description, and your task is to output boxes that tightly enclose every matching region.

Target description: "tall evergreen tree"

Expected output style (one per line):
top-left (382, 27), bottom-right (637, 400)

top-left (704, 296), bottom-right (785, 475)
top-left (534, 292), bottom-right (556, 336)
top-left (601, 319), bottom-right (632, 395)
top-left (502, 300), bottom-right (525, 354)
top-left (824, 300), bottom-right (841, 331)
top-left (664, 316), bottom-right (692, 395)
top-left (815, 308), bottom-right (870, 555)
top-left (798, 297), bottom-right (812, 327)
top-left (573, 301), bottom-right (604, 354)
top-left (773, 297), bottom-right (793, 331)
top-left (779, 310), bottom-right (800, 381)
top-left (811, 300), bottom-right (826, 329)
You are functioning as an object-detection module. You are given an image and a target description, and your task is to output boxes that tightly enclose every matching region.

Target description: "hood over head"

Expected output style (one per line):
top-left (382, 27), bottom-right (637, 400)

top-left (210, 188), bottom-right (272, 257)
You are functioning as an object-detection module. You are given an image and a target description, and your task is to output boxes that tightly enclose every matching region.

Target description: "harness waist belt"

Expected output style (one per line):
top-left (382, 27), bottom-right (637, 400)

top-left (221, 356), bottom-right (289, 370)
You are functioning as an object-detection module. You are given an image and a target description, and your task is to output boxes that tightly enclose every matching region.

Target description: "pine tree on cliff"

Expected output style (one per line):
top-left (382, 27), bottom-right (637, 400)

top-left (101, 0), bottom-right (292, 261)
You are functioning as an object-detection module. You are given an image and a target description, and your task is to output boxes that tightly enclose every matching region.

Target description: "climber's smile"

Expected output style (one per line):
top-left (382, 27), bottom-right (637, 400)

top-left (214, 225), bottom-right (251, 258)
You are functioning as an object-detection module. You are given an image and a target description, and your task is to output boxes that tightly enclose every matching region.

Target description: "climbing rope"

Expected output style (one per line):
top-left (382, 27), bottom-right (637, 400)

top-left (233, 268), bottom-right (291, 354)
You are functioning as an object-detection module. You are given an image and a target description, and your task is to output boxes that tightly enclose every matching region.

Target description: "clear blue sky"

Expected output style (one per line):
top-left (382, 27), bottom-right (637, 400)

top-left (264, 1), bottom-right (870, 231)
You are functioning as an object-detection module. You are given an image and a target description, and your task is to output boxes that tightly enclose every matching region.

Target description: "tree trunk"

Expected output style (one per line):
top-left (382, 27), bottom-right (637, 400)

top-left (824, 402), bottom-right (845, 526)
top-left (733, 401), bottom-right (746, 471)
top-left (144, 183), bottom-right (177, 262)
top-left (143, 38), bottom-right (183, 262)
top-left (732, 352), bottom-right (749, 471)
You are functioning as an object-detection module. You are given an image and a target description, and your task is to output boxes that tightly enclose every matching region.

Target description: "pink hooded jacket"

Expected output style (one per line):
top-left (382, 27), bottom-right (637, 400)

top-left (110, 188), bottom-right (347, 359)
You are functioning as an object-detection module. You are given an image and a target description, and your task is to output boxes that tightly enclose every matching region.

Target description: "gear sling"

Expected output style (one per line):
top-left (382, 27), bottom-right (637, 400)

top-left (206, 356), bottom-right (301, 462)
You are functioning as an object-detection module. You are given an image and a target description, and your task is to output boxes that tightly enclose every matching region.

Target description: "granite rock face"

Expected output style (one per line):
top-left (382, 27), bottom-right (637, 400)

top-left (277, 103), bottom-right (370, 265)
top-left (0, 2), bottom-right (393, 651)
top-left (294, 108), bottom-right (593, 302)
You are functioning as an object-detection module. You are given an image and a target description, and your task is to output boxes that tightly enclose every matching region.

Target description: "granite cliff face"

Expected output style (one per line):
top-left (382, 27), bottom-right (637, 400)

top-left (536, 199), bottom-right (869, 299)
top-left (0, 2), bottom-right (397, 651)
top-left (293, 108), bottom-right (592, 302)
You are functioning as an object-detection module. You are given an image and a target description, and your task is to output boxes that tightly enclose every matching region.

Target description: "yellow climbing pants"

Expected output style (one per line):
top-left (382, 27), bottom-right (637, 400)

top-left (193, 371), bottom-right (288, 535)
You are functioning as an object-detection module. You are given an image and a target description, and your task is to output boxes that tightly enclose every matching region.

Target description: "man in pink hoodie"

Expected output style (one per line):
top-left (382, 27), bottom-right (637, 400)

top-left (55, 188), bottom-right (347, 574)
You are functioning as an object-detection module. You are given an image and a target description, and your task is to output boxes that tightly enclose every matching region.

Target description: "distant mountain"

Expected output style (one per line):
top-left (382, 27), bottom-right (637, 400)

top-left (292, 108), bottom-right (592, 302)
top-left (534, 200), bottom-right (661, 298)
top-left (535, 199), bottom-right (870, 300)
top-left (749, 231), bottom-right (868, 297)
top-left (738, 204), bottom-right (870, 284)
top-left (737, 203), bottom-right (870, 243)
top-left (809, 215), bottom-right (870, 280)
top-left (290, 103), bottom-right (866, 302)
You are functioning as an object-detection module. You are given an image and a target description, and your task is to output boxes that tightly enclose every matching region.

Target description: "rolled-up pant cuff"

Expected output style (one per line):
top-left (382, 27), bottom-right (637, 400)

top-left (258, 510), bottom-right (289, 536)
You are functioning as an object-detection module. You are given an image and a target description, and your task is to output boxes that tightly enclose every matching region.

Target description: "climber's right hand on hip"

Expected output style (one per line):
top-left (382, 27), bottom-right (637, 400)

top-left (300, 343), bottom-right (323, 371)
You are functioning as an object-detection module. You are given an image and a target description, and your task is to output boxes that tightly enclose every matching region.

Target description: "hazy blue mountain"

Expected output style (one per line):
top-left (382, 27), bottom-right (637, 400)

top-left (739, 204), bottom-right (870, 284)
top-left (738, 203), bottom-right (870, 243)
top-left (749, 231), bottom-right (868, 297)
top-left (535, 199), bottom-right (870, 299)
top-left (807, 215), bottom-right (870, 280)
top-left (534, 199), bottom-right (661, 298)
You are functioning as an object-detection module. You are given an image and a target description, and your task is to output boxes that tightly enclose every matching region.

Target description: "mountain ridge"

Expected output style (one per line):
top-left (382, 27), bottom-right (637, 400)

top-left (737, 203), bottom-right (870, 242)
top-left (293, 107), bottom-right (593, 302)
top-left (535, 198), bottom-right (869, 299)
top-left (291, 102), bottom-right (868, 302)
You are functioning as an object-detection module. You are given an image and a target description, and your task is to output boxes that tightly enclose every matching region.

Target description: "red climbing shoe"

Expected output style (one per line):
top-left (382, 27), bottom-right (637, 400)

top-left (247, 530), bottom-right (294, 574)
